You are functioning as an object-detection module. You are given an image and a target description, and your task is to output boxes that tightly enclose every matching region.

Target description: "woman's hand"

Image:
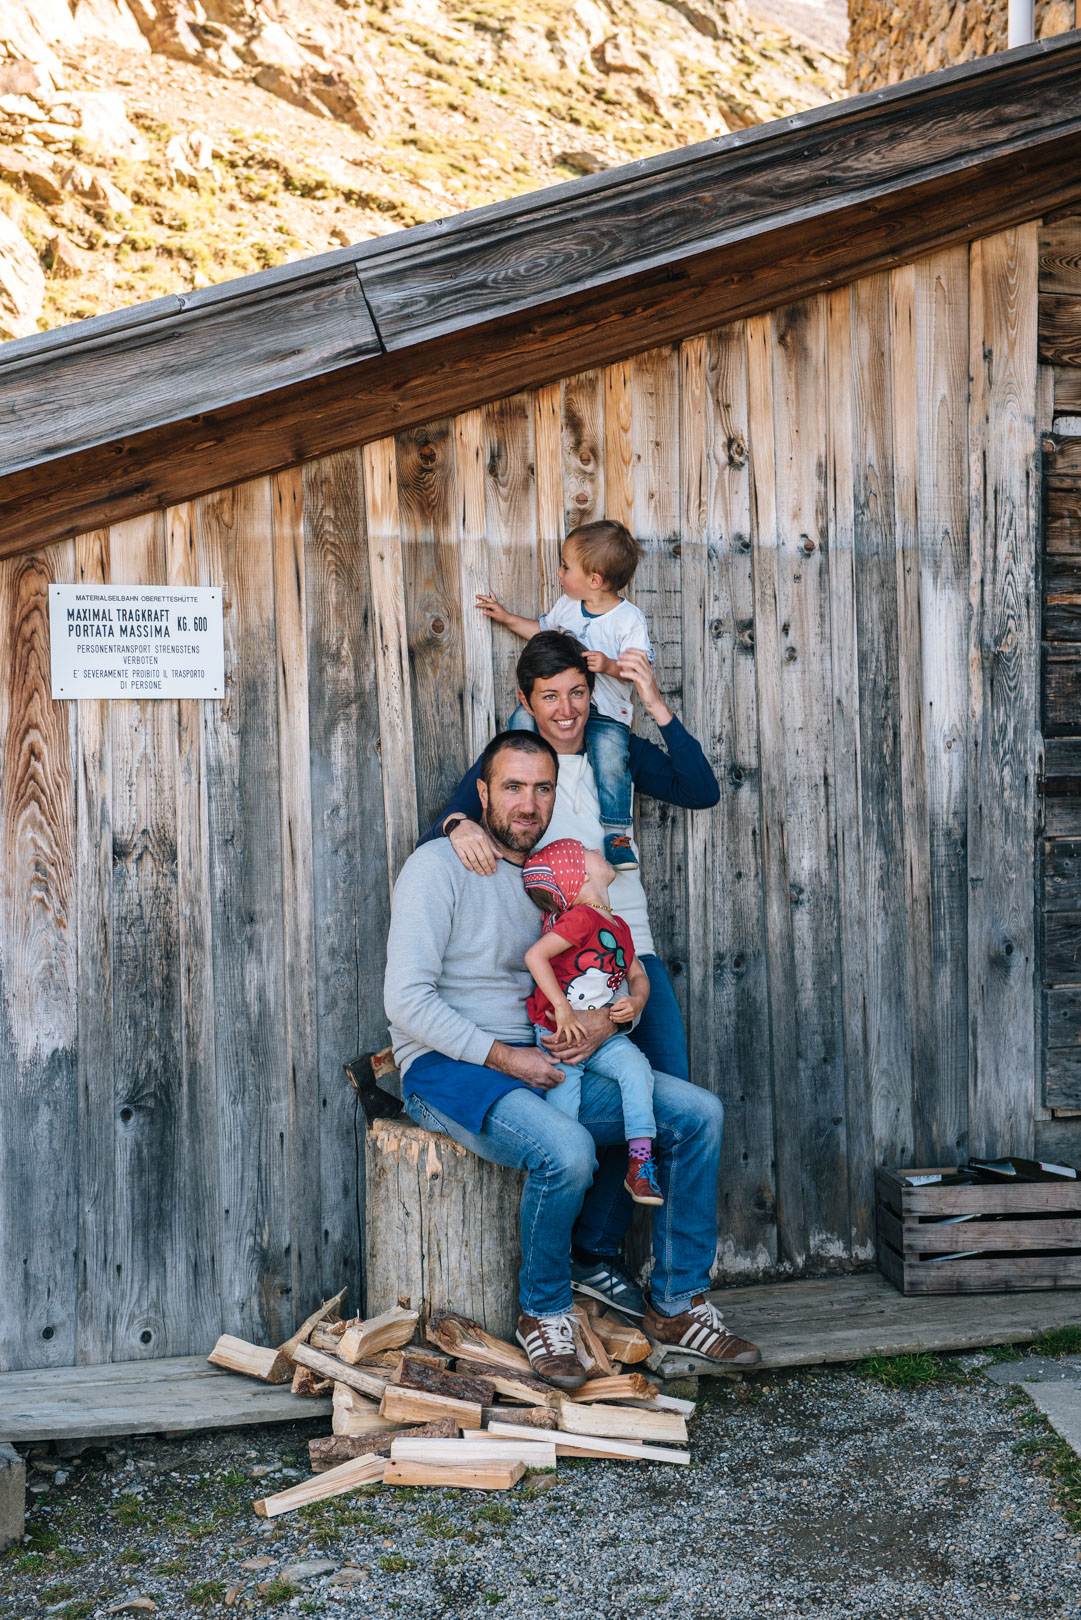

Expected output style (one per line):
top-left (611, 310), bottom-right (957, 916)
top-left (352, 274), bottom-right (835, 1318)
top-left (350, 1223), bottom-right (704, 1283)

top-left (446, 816), bottom-right (503, 875)
top-left (616, 648), bottom-right (672, 726)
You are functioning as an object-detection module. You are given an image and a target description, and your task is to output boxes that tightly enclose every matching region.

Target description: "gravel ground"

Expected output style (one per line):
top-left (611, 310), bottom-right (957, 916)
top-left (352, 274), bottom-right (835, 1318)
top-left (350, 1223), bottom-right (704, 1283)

top-left (2, 1356), bottom-right (1079, 1620)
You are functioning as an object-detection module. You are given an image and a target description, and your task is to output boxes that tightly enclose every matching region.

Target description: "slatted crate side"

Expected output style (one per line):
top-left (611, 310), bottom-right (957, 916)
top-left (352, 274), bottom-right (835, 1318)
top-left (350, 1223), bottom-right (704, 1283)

top-left (877, 1166), bottom-right (1081, 1292)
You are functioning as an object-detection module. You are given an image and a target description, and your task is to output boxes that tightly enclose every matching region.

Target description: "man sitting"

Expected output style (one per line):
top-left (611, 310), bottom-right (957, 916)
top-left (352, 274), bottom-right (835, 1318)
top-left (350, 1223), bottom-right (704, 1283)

top-left (384, 727), bottom-right (761, 1387)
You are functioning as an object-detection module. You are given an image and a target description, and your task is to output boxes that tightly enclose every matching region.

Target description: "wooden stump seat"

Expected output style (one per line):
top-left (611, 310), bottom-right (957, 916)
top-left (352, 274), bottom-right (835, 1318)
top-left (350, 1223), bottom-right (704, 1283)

top-left (364, 1117), bottom-right (524, 1343)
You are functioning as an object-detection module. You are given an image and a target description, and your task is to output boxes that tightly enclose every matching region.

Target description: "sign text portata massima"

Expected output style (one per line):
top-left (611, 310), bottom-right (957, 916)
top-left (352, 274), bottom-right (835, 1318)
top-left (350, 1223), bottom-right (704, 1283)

top-left (48, 585), bottom-right (225, 699)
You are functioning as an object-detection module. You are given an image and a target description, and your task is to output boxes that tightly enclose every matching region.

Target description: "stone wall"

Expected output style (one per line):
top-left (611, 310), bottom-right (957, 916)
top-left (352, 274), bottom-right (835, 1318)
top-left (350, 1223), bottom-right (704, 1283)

top-left (847, 0), bottom-right (1078, 91)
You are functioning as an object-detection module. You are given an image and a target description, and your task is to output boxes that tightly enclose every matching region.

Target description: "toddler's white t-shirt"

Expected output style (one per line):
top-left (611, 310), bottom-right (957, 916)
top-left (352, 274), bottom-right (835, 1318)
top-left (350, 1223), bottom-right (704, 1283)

top-left (539, 595), bottom-right (653, 725)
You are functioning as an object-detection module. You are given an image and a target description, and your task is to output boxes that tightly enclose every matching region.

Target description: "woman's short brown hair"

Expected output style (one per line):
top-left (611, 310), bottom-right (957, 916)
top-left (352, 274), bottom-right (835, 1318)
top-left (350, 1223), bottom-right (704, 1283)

top-left (566, 520), bottom-right (643, 592)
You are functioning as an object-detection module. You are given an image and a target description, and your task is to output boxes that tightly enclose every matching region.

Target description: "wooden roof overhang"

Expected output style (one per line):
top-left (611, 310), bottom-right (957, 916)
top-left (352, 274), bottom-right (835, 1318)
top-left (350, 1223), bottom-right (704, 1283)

top-left (2, 30), bottom-right (1081, 556)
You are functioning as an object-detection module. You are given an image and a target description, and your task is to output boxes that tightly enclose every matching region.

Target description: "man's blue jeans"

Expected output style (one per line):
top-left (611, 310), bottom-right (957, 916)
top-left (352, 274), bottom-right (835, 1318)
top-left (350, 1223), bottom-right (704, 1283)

top-left (403, 1067), bottom-right (723, 1318)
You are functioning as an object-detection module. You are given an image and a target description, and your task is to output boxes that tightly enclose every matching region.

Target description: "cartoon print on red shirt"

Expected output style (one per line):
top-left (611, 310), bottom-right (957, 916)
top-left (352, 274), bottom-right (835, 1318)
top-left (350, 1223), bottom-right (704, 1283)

top-left (527, 905), bottom-right (636, 1032)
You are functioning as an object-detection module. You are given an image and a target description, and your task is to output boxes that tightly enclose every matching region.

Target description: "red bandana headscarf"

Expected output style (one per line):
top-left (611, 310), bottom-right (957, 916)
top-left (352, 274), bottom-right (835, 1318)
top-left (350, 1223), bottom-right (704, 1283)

top-left (522, 838), bottom-right (587, 917)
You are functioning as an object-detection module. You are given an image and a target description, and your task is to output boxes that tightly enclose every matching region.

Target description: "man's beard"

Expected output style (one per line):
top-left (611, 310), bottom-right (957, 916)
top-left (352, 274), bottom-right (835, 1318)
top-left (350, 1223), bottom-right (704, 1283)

top-left (484, 802), bottom-right (547, 854)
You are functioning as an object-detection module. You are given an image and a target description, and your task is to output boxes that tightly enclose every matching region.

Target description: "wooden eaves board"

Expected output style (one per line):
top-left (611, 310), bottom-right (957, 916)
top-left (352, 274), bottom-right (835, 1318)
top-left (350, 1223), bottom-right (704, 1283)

top-left (2, 33), bottom-right (1081, 553)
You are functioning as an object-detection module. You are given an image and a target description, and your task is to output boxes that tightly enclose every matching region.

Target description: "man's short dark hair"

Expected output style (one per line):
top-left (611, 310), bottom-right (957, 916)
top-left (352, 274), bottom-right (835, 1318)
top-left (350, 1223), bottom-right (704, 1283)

top-left (515, 630), bottom-right (596, 702)
top-left (479, 730), bottom-right (559, 787)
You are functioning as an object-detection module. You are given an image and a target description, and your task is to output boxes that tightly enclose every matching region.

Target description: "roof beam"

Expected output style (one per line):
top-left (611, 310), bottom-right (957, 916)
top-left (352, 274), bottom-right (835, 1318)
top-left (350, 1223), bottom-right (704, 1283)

top-left (1, 33), bottom-right (1081, 556)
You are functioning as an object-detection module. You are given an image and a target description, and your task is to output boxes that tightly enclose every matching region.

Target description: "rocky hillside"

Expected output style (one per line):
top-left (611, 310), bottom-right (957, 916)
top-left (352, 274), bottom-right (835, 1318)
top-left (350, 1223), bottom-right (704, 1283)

top-left (0, 0), bottom-right (845, 339)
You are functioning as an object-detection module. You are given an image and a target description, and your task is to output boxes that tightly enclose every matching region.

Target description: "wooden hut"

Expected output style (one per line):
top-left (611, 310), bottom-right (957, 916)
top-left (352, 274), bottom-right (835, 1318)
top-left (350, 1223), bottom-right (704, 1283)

top-left (2, 35), bottom-right (1081, 1374)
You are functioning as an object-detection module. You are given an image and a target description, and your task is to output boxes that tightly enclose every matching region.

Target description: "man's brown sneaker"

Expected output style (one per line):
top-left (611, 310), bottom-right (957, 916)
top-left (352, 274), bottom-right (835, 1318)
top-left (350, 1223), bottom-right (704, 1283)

top-left (643, 1295), bottom-right (762, 1366)
top-left (516, 1311), bottom-right (588, 1389)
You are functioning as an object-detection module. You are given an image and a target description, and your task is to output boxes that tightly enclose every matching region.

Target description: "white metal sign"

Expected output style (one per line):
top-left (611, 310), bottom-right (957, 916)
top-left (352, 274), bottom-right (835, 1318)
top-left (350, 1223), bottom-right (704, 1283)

top-left (49, 585), bottom-right (225, 700)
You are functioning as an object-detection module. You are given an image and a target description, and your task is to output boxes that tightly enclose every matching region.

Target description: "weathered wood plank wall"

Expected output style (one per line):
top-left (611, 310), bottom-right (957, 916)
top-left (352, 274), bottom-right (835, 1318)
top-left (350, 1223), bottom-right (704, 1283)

top-left (0, 225), bottom-right (1044, 1371)
top-left (1039, 208), bottom-right (1081, 1131)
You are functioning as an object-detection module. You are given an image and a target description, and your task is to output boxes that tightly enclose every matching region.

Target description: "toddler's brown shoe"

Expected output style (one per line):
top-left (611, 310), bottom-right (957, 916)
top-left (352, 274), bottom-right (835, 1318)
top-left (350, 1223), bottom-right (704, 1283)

top-left (643, 1295), bottom-right (762, 1366)
top-left (516, 1311), bottom-right (588, 1389)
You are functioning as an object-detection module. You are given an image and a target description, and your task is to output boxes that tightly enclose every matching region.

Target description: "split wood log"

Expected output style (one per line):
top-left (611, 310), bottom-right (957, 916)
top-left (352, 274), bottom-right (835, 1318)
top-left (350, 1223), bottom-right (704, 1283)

top-left (398, 1356), bottom-right (495, 1406)
top-left (571, 1305), bottom-right (612, 1376)
top-left (291, 1364), bottom-right (333, 1397)
top-left (627, 1394), bottom-right (696, 1417)
top-left (450, 1359), bottom-right (561, 1407)
top-left (426, 1312), bottom-right (531, 1373)
top-left (207, 1334), bottom-right (292, 1384)
top-left (278, 1286), bottom-right (348, 1362)
top-left (254, 1454), bottom-right (386, 1517)
top-left (360, 1346), bottom-right (451, 1374)
top-left (380, 1384), bottom-right (483, 1429)
top-left (481, 1405), bottom-right (559, 1430)
top-left (310, 1421), bottom-right (461, 1471)
top-left (310, 1321), bottom-right (350, 1352)
top-left (558, 1402), bottom-right (688, 1443)
top-left (486, 1421), bottom-right (689, 1465)
top-left (562, 1373), bottom-right (658, 1403)
top-left (332, 1383), bottom-right (404, 1438)
top-left (337, 1306), bottom-right (419, 1365)
top-left (389, 1436), bottom-right (557, 1468)
top-left (366, 1119), bottom-right (524, 1340)
top-left (592, 1314), bottom-right (651, 1365)
top-left (293, 1344), bottom-right (389, 1401)
top-left (383, 1459), bottom-right (525, 1490)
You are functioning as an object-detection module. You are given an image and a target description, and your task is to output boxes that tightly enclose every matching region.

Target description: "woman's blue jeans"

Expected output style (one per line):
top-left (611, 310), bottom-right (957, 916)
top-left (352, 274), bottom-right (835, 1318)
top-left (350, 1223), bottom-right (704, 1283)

top-left (403, 1063), bottom-right (723, 1318)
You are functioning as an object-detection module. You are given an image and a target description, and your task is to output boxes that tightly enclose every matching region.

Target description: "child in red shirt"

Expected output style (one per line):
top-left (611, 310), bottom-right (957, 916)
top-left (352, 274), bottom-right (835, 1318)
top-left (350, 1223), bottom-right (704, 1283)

top-left (522, 838), bottom-right (662, 1205)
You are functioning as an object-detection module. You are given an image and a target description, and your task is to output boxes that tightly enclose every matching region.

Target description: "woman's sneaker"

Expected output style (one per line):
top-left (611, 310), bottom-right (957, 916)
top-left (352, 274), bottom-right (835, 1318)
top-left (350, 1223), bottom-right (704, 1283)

top-left (516, 1311), bottom-right (588, 1389)
top-left (642, 1295), bottom-right (762, 1366)
top-left (570, 1254), bottom-right (646, 1318)
top-left (624, 1155), bottom-right (663, 1206)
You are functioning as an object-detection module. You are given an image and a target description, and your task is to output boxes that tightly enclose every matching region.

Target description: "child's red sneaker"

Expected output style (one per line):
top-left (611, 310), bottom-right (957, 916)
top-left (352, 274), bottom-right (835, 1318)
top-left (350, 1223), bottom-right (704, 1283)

top-left (624, 1155), bottom-right (663, 1206)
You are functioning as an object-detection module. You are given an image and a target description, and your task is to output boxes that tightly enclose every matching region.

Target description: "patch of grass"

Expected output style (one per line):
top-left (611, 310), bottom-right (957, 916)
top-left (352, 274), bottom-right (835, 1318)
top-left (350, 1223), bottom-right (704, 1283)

top-left (189, 1580), bottom-right (226, 1605)
top-left (216, 1467), bottom-right (249, 1489)
top-left (261, 1579), bottom-right (301, 1603)
top-left (1010, 1399), bottom-right (1081, 1529)
top-left (379, 1553), bottom-right (414, 1573)
top-left (857, 1351), bottom-right (965, 1389)
top-left (473, 1502), bottom-right (514, 1525)
top-left (483, 1593), bottom-right (504, 1605)
top-left (58, 1604), bottom-right (95, 1620)
top-left (981, 1341), bottom-right (1022, 1364)
top-left (113, 1493), bottom-right (152, 1526)
top-left (419, 1511), bottom-right (459, 1539)
top-left (15, 1552), bottom-right (46, 1574)
top-left (26, 1523), bottom-right (61, 1551)
top-left (156, 1556), bottom-right (188, 1574)
top-left (117, 1548), bottom-right (146, 1564)
top-left (1032, 1325), bottom-right (1081, 1357)
top-left (41, 1585), bottom-right (76, 1603)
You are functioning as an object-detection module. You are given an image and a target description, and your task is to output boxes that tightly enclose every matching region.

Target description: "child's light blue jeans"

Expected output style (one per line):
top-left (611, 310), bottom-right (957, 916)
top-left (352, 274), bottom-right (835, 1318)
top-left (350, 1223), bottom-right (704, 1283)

top-left (534, 1023), bottom-right (656, 1139)
top-left (509, 702), bottom-right (632, 831)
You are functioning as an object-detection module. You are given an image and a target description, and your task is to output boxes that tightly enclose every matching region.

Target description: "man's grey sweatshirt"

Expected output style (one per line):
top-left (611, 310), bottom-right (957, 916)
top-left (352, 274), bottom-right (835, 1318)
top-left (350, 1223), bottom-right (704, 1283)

top-left (384, 840), bottom-right (539, 1078)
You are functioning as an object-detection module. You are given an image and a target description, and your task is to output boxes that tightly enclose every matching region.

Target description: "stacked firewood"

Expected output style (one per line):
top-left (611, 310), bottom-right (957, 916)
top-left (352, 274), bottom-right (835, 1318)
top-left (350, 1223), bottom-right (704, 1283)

top-left (207, 1295), bottom-right (694, 1514)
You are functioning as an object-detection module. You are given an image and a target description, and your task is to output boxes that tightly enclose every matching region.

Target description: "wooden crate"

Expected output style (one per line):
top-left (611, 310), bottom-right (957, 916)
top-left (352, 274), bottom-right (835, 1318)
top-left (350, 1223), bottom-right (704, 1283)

top-left (877, 1167), bottom-right (1081, 1294)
